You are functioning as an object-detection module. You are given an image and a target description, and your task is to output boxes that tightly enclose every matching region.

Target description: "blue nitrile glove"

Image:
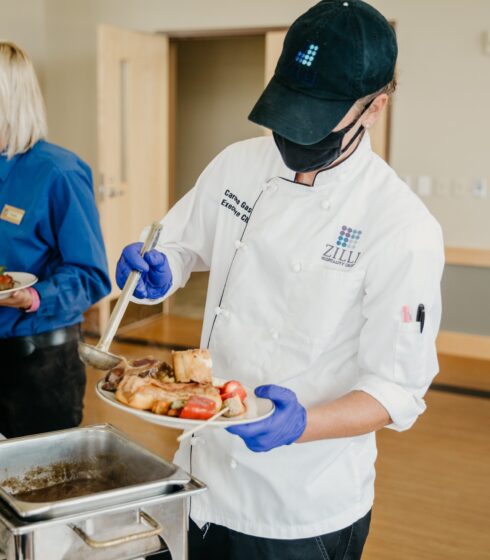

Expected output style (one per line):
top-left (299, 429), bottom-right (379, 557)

top-left (116, 242), bottom-right (172, 299)
top-left (227, 385), bottom-right (307, 453)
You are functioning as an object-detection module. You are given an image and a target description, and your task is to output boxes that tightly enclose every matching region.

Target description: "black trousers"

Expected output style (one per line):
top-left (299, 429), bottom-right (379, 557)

top-left (188, 510), bottom-right (371, 560)
top-left (0, 339), bottom-right (86, 438)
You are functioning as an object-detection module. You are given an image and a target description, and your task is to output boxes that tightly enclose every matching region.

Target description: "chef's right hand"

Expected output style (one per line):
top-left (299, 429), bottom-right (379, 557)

top-left (116, 242), bottom-right (172, 299)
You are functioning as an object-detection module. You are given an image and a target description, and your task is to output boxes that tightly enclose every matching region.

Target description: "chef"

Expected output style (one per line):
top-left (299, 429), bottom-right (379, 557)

top-left (0, 43), bottom-right (111, 438)
top-left (117, 1), bottom-right (444, 558)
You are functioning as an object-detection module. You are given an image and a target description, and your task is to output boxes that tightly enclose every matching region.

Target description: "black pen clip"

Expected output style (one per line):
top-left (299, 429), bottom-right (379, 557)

top-left (416, 304), bottom-right (425, 333)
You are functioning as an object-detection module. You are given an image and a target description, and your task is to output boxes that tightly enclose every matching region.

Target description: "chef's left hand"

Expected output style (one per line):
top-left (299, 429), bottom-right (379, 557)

top-left (0, 289), bottom-right (33, 309)
top-left (227, 385), bottom-right (307, 452)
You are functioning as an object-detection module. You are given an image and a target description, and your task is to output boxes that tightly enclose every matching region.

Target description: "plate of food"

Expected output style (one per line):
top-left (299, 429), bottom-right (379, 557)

top-left (96, 349), bottom-right (275, 429)
top-left (0, 268), bottom-right (38, 301)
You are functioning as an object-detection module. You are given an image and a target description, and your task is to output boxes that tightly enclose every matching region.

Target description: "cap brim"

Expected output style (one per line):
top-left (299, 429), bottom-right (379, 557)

top-left (249, 76), bottom-right (354, 145)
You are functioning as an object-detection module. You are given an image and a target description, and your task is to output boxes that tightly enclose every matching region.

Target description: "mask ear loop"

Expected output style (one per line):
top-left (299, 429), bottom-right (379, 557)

top-left (339, 98), bottom-right (375, 155)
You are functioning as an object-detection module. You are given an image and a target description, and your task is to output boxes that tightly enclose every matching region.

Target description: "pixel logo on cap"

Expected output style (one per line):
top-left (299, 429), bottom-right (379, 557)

top-left (295, 43), bottom-right (319, 67)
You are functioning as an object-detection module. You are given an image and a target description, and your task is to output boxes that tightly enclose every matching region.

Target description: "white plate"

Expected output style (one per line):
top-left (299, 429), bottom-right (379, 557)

top-left (95, 377), bottom-right (275, 429)
top-left (0, 272), bottom-right (38, 300)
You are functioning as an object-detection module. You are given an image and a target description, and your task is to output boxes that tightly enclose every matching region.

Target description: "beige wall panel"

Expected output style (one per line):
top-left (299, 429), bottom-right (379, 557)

top-left (175, 36), bottom-right (264, 201)
top-left (264, 30), bottom-right (286, 84)
top-left (0, 0), bottom-right (46, 82)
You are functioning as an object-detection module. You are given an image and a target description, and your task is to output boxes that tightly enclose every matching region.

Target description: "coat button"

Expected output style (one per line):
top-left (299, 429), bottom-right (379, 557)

top-left (191, 436), bottom-right (204, 447)
top-left (230, 459), bottom-right (238, 469)
top-left (270, 329), bottom-right (279, 340)
top-left (214, 306), bottom-right (229, 317)
top-left (235, 240), bottom-right (247, 250)
top-left (321, 200), bottom-right (331, 211)
top-left (291, 261), bottom-right (302, 273)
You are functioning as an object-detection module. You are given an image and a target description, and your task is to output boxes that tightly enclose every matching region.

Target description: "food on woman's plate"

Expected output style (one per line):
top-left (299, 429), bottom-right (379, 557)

top-left (0, 267), bottom-right (14, 291)
top-left (172, 349), bottom-right (212, 383)
top-left (102, 349), bottom-right (247, 420)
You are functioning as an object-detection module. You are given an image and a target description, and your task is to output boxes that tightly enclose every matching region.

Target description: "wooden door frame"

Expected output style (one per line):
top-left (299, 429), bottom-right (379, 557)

top-left (160, 26), bottom-right (287, 40)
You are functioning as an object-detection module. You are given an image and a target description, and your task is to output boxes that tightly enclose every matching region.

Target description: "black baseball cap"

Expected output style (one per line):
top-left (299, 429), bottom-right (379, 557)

top-left (249, 0), bottom-right (397, 145)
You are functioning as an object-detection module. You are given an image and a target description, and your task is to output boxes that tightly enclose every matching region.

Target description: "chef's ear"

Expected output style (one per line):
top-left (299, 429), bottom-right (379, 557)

top-left (362, 94), bottom-right (389, 130)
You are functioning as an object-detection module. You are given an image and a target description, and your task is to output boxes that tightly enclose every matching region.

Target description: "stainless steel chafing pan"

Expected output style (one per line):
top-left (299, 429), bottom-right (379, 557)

top-left (0, 424), bottom-right (190, 520)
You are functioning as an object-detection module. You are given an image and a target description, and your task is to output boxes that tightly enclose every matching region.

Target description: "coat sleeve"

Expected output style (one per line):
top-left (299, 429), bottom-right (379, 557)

top-left (34, 166), bottom-right (111, 318)
top-left (134, 147), bottom-right (229, 305)
top-left (352, 216), bottom-right (445, 431)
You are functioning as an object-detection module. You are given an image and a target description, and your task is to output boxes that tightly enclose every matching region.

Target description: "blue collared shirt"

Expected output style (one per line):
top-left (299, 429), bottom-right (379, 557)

top-left (0, 141), bottom-right (111, 338)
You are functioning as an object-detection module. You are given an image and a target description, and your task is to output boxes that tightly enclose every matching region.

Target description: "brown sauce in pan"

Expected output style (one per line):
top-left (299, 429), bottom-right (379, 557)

top-left (1, 456), bottom-right (142, 503)
top-left (14, 477), bottom-right (122, 502)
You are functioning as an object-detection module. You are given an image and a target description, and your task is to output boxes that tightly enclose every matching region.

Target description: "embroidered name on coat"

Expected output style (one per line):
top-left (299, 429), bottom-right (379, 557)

top-left (220, 189), bottom-right (252, 223)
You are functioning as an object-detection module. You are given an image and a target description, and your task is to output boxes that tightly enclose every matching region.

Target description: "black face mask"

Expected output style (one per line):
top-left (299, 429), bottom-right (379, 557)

top-left (273, 102), bottom-right (372, 173)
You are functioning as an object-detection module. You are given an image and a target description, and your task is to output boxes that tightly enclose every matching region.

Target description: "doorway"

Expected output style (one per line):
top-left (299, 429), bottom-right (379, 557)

top-left (169, 34), bottom-right (268, 319)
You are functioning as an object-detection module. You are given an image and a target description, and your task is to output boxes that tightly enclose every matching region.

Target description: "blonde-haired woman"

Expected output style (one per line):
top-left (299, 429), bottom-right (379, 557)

top-left (0, 42), bottom-right (110, 437)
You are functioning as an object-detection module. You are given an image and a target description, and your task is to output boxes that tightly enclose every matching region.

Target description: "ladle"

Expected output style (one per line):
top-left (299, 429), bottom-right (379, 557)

top-left (78, 222), bottom-right (163, 370)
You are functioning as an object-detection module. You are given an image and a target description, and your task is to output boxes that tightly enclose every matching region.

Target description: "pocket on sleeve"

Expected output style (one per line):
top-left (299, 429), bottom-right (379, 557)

top-left (394, 322), bottom-right (432, 391)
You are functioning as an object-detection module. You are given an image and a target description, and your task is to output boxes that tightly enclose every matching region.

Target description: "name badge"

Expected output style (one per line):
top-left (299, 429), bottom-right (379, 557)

top-left (0, 204), bottom-right (25, 225)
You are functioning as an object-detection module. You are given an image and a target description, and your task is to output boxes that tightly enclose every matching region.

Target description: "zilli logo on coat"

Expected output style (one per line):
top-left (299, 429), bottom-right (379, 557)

top-left (322, 225), bottom-right (362, 268)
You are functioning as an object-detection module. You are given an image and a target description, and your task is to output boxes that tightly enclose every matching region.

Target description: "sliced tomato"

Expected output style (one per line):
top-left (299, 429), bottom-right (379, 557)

top-left (220, 380), bottom-right (247, 402)
top-left (179, 396), bottom-right (218, 420)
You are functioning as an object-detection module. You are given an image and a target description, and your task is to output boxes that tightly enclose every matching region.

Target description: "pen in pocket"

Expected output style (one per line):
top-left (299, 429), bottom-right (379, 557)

top-left (416, 304), bottom-right (425, 333)
top-left (402, 305), bottom-right (412, 323)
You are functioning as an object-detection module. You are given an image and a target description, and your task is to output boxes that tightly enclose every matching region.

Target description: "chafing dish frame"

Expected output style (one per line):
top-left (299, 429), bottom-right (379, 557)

top-left (0, 424), bottom-right (191, 520)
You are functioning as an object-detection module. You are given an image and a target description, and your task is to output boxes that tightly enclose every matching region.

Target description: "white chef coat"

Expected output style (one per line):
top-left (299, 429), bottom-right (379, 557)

top-left (138, 133), bottom-right (444, 539)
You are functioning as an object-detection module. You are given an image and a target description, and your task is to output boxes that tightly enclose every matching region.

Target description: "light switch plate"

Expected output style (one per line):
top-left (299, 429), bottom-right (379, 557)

top-left (434, 179), bottom-right (450, 197)
top-left (402, 175), bottom-right (414, 191)
top-left (417, 175), bottom-right (432, 197)
top-left (472, 178), bottom-right (488, 199)
top-left (451, 179), bottom-right (467, 197)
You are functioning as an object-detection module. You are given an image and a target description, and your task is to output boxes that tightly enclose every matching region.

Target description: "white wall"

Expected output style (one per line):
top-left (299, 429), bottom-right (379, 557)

top-left (0, 0), bottom-right (46, 85)
top-left (40, 0), bottom-right (490, 249)
top-left (370, 0), bottom-right (490, 249)
top-left (43, 1), bottom-right (98, 173)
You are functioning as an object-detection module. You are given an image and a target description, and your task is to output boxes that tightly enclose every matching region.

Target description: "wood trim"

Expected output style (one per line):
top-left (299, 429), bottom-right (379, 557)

top-left (437, 330), bottom-right (490, 361)
top-left (168, 41), bottom-right (177, 209)
top-left (445, 247), bottom-right (490, 268)
top-left (159, 27), bottom-right (288, 39)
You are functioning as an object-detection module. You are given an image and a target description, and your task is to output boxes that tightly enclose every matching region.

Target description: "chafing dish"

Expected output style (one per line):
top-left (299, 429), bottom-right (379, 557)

top-left (0, 425), bottom-right (206, 560)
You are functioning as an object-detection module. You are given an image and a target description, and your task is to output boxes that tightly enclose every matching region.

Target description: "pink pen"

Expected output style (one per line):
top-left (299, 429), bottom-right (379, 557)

top-left (402, 305), bottom-right (412, 323)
